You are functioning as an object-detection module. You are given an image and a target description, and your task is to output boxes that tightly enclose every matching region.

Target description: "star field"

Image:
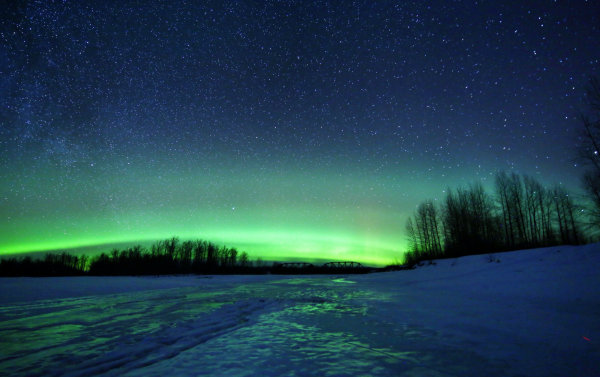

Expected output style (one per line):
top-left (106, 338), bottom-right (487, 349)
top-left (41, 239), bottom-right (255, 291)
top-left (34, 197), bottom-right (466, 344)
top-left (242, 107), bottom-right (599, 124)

top-left (1, 1), bottom-right (599, 265)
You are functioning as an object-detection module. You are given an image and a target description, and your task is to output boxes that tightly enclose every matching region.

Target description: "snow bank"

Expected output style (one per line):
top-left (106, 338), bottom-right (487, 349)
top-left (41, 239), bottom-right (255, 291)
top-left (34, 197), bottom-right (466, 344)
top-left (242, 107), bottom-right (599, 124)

top-left (0, 244), bottom-right (598, 376)
top-left (356, 244), bottom-right (600, 376)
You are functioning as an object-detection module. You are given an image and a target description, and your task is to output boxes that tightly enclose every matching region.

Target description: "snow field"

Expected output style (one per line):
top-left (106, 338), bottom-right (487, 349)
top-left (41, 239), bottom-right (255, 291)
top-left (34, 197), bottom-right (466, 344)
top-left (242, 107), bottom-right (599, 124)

top-left (0, 244), bottom-right (598, 376)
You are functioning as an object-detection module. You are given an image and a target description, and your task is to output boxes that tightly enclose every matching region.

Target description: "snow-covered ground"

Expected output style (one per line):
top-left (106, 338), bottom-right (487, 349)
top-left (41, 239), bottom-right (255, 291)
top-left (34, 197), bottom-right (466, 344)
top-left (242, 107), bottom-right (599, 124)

top-left (0, 244), bottom-right (598, 376)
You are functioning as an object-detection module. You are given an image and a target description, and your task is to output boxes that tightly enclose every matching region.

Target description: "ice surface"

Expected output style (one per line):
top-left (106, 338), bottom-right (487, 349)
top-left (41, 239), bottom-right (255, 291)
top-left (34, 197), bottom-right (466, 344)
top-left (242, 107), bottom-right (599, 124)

top-left (1, 245), bottom-right (599, 376)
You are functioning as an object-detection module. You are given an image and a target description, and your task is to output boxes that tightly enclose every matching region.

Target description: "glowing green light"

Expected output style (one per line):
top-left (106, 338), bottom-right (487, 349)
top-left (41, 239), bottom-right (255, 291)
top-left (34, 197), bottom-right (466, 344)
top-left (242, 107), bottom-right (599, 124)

top-left (0, 160), bottom-right (452, 266)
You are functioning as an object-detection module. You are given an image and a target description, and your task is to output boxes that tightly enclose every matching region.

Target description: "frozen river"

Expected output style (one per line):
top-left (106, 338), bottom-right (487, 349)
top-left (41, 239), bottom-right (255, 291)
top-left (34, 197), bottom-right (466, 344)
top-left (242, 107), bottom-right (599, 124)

top-left (0, 275), bottom-right (490, 376)
top-left (1, 245), bottom-right (599, 376)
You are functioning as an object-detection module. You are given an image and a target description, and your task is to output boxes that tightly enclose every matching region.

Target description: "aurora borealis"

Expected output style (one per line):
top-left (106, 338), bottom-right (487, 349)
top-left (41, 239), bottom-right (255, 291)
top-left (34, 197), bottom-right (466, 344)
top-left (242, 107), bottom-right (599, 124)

top-left (2, 1), bottom-right (599, 265)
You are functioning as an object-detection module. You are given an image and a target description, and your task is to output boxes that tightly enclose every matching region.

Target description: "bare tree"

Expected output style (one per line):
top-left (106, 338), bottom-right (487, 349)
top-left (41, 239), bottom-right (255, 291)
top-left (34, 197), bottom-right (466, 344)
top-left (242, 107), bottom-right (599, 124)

top-left (522, 175), bottom-right (556, 246)
top-left (552, 186), bottom-right (581, 245)
top-left (495, 171), bottom-right (516, 247)
top-left (405, 217), bottom-right (419, 254)
top-left (404, 200), bottom-right (442, 261)
top-left (582, 171), bottom-right (600, 230)
top-left (579, 77), bottom-right (600, 172)
top-left (443, 184), bottom-right (500, 255)
top-left (179, 240), bottom-right (194, 268)
top-left (238, 251), bottom-right (250, 267)
top-left (193, 240), bottom-right (208, 265)
top-left (165, 237), bottom-right (179, 261)
top-left (415, 200), bottom-right (442, 256)
top-left (579, 77), bottom-right (600, 232)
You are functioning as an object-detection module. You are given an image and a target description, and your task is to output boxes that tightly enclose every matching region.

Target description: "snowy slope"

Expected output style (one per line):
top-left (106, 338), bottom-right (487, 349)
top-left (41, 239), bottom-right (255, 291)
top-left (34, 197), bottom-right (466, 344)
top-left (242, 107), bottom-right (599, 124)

top-left (0, 244), bottom-right (598, 376)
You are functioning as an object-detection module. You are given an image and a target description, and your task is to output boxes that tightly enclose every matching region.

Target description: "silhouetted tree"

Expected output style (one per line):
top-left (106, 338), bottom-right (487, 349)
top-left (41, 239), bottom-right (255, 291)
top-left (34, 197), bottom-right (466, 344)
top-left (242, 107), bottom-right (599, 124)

top-left (238, 251), bottom-right (250, 267)
top-left (582, 171), bottom-right (600, 231)
top-left (443, 184), bottom-right (500, 256)
top-left (414, 200), bottom-right (442, 256)
top-left (522, 175), bottom-right (555, 246)
top-left (179, 240), bottom-right (194, 270)
top-left (0, 252), bottom-right (88, 276)
top-left (551, 186), bottom-right (581, 245)
top-left (165, 237), bottom-right (179, 261)
top-left (206, 242), bottom-right (218, 268)
top-left (405, 217), bottom-right (419, 254)
top-left (403, 172), bottom-right (588, 265)
top-left (579, 77), bottom-right (600, 232)
top-left (579, 77), bottom-right (600, 171)
top-left (495, 172), bottom-right (530, 247)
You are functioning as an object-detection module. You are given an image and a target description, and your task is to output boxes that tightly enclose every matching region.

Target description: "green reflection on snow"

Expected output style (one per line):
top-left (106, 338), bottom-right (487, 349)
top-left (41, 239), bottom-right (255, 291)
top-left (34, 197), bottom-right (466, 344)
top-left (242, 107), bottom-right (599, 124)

top-left (0, 277), bottom-right (507, 377)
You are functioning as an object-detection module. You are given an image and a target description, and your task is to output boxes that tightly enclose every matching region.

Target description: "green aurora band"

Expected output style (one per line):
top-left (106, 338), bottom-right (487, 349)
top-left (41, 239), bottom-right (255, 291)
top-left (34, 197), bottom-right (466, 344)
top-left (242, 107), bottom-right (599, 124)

top-left (1, 137), bottom-right (576, 266)
top-left (2, 155), bottom-right (483, 266)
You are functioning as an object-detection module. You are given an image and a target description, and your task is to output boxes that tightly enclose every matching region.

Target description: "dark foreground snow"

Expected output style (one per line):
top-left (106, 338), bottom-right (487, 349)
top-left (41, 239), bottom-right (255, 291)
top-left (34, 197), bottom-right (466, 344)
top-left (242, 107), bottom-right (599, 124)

top-left (1, 244), bottom-right (599, 376)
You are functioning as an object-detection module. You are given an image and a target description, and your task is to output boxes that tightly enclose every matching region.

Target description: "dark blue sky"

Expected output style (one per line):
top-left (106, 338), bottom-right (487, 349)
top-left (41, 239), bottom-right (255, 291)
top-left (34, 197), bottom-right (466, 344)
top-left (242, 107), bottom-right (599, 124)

top-left (1, 1), bottom-right (599, 263)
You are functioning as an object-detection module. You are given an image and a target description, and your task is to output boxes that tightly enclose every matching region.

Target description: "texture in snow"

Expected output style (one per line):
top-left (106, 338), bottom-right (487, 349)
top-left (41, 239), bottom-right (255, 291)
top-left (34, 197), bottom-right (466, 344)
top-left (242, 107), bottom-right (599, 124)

top-left (0, 244), bottom-right (599, 376)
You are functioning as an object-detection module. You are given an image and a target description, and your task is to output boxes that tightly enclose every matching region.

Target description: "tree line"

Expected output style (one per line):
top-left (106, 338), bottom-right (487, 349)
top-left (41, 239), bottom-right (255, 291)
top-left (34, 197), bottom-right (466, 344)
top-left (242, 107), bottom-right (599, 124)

top-left (404, 171), bottom-right (583, 266)
top-left (88, 237), bottom-right (253, 275)
top-left (0, 237), bottom-right (372, 276)
top-left (0, 252), bottom-right (88, 277)
top-left (403, 76), bottom-right (600, 267)
top-left (0, 237), bottom-right (258, 276)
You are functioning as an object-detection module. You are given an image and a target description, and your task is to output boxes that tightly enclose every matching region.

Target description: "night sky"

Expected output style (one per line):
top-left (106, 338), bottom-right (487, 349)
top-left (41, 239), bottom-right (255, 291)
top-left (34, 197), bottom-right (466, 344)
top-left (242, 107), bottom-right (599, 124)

top-left (2, 1), bottom-right (599, 265)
